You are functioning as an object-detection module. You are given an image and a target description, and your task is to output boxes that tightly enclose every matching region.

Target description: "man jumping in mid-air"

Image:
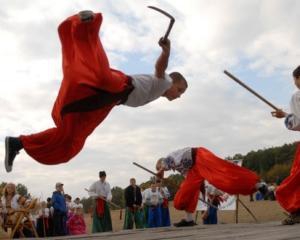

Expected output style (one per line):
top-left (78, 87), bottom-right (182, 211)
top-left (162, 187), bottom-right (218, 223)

top-left (5, 10), bottom-right (187, 172)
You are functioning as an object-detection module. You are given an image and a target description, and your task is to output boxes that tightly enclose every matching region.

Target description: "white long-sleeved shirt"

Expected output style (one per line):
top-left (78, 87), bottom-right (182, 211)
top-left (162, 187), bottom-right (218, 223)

top-left (88, 180), bottom-right (112, 201)
top-left (285, 91), bottom-right (300, 131)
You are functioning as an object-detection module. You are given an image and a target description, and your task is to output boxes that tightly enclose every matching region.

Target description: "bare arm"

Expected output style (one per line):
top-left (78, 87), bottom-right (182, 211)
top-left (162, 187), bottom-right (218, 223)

top-left (271, 109), bottom-right (288, 118)
top-left (155, 38), bottom-right (171, 79)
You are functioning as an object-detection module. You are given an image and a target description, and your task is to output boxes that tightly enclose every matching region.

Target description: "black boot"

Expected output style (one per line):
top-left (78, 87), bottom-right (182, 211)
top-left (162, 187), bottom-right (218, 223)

top-left (78, 10), bottom-right (94, 22)
top-left (174, 219), bottom-right (196, 227)
top-left (5, 137), bottom-right (23, 172)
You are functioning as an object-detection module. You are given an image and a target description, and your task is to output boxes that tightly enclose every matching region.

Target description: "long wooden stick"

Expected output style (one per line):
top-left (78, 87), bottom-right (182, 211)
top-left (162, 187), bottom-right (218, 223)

top-left (132, 162), bottom-right (218, 209)
top-left (133, 162), bottom-right (158, 177)
top-left (84, 188), bottom-right (122, 209)
top-left (84, 188), bottom-right (123, 220)
top-left (238, 198), bottom-right (258, 223)
top-left (224, 70), bottom-right (279, 111)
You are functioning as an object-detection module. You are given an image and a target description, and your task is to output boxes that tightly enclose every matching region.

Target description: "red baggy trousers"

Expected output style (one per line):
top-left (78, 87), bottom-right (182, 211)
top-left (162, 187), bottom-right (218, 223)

top-left (276, 144), bottom-right (300, 213)
top-left (20, 13), bottom-right (129, 164)
top-left (174, 147), bottom-right (259, 213)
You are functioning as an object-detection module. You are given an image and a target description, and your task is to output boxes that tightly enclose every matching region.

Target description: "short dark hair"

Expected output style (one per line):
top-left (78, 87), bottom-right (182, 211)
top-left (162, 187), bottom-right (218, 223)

top-left (169, 72), bottom-right (188, 88)
top-left (293, 66), bottom-right (300, 79)
top-left (99, 171), bottom-right (106, 177)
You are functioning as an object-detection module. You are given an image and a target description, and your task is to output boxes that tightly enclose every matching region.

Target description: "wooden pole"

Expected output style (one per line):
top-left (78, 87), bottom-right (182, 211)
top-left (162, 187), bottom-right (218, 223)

top-left (224, 70), bottom-right (279, 111)
top-left (235, 195), bottom-right (239, 224)
top-left (84, 188), bottom-right (123, 220)
top-left (238, 198), bottom-right (258, 223)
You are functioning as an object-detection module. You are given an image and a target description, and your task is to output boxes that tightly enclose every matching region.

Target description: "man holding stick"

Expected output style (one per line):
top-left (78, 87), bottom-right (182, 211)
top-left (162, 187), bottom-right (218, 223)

top-left (271, 65), bottom-right (300, 225)
top-left (155, 147), bottom-right (268, 227)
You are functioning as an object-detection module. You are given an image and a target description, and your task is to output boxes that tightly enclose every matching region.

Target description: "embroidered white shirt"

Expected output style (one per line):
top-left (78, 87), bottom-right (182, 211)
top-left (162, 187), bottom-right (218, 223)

top-left (163, 147), bottom-right (194, 175)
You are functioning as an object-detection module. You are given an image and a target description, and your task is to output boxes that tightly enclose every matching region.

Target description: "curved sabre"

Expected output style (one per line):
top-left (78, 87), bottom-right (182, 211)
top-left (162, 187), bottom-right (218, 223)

top-left (148, 6), bottom-right (175, 41)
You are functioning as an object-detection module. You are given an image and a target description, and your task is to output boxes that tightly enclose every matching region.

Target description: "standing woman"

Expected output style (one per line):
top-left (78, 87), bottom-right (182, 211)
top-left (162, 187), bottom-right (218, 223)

top-left (156, 179), bottom-right (171, 227)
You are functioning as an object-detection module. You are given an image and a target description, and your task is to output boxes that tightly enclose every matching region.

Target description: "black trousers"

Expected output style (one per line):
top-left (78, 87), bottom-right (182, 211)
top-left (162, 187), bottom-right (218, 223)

top-left (52, 210), bottom-right (67, 236)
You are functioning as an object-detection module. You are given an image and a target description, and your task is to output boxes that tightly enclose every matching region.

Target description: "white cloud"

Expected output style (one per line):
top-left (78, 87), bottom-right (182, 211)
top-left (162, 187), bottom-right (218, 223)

top-left (0, 0), bottom-right (299, 199)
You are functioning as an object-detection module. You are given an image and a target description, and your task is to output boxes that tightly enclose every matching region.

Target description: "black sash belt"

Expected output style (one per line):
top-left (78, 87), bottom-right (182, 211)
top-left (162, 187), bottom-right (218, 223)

top-left (61, 77), bottom-right (134, 116)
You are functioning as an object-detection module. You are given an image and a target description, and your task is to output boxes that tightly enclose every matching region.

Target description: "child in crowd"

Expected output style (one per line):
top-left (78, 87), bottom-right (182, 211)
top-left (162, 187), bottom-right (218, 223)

top-left (67, 204), bottom-right (87, 235)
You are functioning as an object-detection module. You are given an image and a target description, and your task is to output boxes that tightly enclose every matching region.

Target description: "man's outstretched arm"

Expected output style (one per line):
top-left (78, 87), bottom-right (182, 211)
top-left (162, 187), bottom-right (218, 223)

top-left (155, 38), bottom-right (171, 79)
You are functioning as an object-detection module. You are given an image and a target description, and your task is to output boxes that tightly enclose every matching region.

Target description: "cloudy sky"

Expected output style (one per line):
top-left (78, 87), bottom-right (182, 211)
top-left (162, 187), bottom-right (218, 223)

top-left (1, 0), bottom-right (300, 200)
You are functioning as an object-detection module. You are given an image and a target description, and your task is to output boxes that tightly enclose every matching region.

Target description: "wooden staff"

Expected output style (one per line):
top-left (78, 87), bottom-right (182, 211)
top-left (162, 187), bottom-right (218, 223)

top-left (238, 198), bottom-right (258, 223)
top-left (224, 70), bottom-right (279, 111)
top-left (84, 188), bottom-right (123, 220)
top-left (133, 162), bottom-right (159, 177)
top-left (132, 162), bottom-right (218, 210)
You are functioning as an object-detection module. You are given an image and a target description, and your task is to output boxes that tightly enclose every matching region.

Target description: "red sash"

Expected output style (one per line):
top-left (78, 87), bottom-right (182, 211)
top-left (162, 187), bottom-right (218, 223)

top-left (162, 198), bottom-right (169, 208)
top-left (96, 198), bottom-right (105, 217)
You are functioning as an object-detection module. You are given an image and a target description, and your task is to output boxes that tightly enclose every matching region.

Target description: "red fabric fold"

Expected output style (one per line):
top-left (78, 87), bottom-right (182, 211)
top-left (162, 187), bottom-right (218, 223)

top-left (276, 144), bottom-right (300, 213)
top-left (20, 13), bottom-right (129, 165)
top-left (174, 147), bottom-right (259, 213)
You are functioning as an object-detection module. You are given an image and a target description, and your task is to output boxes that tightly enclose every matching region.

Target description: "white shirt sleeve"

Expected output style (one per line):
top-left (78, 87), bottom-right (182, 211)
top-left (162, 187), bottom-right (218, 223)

top-left (88, 182), bottom-right (98, 198)
top-left (285, 91), bottom-right (300, 131)
top-left (106, 183), bottom-right (112, 201)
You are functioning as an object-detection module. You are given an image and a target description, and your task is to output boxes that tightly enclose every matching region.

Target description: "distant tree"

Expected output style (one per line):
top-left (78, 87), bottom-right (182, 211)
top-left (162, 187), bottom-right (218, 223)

top-left (0, 182), bottom-right (6, 197)
top-left (265, 163), bottom-right (292, 183)
top-left (81, 197), bottom-right (94, 214)
top-left (16, 183), bottom-right (28, 196)
top-left (111, 186), bottom-right (124, 209)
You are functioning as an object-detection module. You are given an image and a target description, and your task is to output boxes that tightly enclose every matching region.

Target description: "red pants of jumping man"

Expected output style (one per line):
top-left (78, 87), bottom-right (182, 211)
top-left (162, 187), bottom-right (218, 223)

top-left (174, 147), bottom-right (259, 213)
top-left (276, 144), bottom-right (300, 213)
top-left (20, 13), bottom-right (130, 165)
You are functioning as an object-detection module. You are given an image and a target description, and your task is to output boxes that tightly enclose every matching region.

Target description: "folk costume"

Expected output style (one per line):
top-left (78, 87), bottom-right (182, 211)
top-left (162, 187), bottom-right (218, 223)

top-left (276, 90), bottom-right (300, 223)
top-left (160, 147), bottom-right (259, 214)
top-left (143, 187), bottom-right (163, 228)
top-left (202, 183), bottom-right (223, 225)
top-left (158, 186), bottom-right (171, 227)
top-left (7, 12), bottom-right (173, 169)
top-left (88, 177), bottom-right (113, 233)
top-left (123, 184), bottom-right (144, 229)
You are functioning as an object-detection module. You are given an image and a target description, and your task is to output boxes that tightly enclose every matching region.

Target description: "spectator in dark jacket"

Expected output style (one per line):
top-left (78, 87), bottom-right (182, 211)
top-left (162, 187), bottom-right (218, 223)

top-left (123, 178), bottom-right (144, 229)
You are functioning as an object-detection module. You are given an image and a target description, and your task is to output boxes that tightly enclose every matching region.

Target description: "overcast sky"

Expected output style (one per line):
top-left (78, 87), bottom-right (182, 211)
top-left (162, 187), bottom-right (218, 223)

top-left (1, 0), bottom-right (300, 200)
